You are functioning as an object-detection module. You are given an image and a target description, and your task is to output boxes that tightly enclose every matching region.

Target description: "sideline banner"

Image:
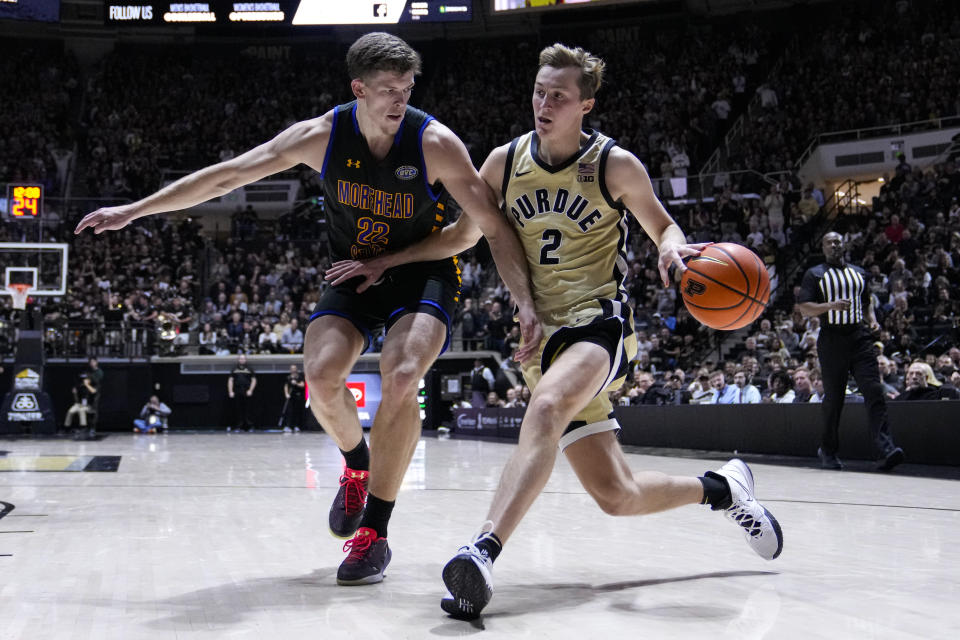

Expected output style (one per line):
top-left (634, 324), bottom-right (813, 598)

top-left (453, 407), bottom-right (524, 440)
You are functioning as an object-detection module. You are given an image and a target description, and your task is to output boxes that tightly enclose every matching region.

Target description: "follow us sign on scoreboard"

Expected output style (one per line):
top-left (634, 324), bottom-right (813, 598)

top-left (104, 1), bottom-right (471, 24)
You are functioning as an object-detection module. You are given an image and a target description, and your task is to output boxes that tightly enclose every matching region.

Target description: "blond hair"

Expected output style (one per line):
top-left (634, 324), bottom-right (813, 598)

top-left (538, 43), bottom-right (605, 100)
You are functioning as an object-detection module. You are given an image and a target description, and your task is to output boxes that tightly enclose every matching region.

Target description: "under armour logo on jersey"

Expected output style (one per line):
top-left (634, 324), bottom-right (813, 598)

top-left (684, 280), bottom-right (707, 296)
top-left (347, 159), bottom-right (361, 169)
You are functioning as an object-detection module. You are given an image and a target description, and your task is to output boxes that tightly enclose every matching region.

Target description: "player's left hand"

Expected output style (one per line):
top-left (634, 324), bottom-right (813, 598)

top-left (658, 242), bottom-right (713, 287)
top-left (324, 258), bottom-right (388, 293)
top-left (513, 305), bottom-right (542, 363)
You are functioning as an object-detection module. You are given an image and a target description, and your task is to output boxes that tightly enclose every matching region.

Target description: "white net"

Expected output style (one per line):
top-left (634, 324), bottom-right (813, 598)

top-left (7, 284), bottom-right (31, 310)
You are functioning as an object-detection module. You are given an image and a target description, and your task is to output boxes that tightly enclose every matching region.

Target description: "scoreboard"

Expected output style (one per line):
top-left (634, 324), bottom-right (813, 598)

top-left (0, 0), bottom-right (61, 22)
top-left (492, 0), bottom-right (651, 11)
top-left (104, 1), bottom-right (472, 25)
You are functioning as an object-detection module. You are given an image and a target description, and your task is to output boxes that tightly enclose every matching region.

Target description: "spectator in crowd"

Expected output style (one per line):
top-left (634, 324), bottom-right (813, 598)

top-left (519, 385), bottom-right (531, 406)
top-left (133, 395), bottom-right (171, 434)
top-left (766, 371), bottom-right (795, 403)
top-left (626, 370), bottom-right (655, 405)
top-left (798, 317), bottom-right (820, 352)
top-left (484, 301), bottom-right (511, 353)
top-left (457, 297), bottom-right (482, 350)
top-left (809, 369), bottom-right (824, 403)
top-left (485, 391), bottom-right (505, 408)
top-left (711, 370), bottom-right (739, 404)
top-left (934, 353), bottom-right (956, 382)
top-left (894, 362), bottom-right (960, 401)
top-left (198, 322), bottom-right (219, 355)
top-left (503, 387), bottom-right (524, 408)
top-left (258, 320), bottom-right (279, 353)
top-left (501, 326), bottom-right (522, 360)
top-left (731, 370), bottom-right (761, 403)
top-left (877, 356), bottom-right (901, 398)
top-left (280, 318), bottom-right (304, 353)
top-left (792, 368), bottom-right (814, 403)
top-left (451, 392), bottom-right (472, 410)
top-left (630, 370), bottom-right (674, 405)
top-left (688, 371), bottom-right (715, 404)
top-left (777, 323), bottom-right (799, 353)
top-left (662, 370), bottom-right (692, 405)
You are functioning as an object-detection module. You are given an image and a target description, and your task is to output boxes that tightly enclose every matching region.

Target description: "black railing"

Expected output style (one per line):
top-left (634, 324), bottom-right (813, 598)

top-left (0, 320), bottom-right (152, 360)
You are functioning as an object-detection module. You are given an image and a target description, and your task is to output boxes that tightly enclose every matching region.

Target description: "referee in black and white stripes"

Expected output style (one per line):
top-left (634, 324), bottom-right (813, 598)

top-left (796, 232), bottom-right (904, 471)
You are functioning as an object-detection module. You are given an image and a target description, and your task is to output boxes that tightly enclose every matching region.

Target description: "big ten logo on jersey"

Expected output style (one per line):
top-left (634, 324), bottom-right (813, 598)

top-left (509, 187), bottom-right (603, 233)
top-left (577, 162), bottom-right (596, 182)
top-left (346, 382), bottom-right (366, 407)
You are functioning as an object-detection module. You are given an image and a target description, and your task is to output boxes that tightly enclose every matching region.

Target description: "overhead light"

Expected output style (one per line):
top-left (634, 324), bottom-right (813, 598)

top-left (878, 177), bottom-right (885, 183)
top-left (838, 190), bottom-right (846, 197)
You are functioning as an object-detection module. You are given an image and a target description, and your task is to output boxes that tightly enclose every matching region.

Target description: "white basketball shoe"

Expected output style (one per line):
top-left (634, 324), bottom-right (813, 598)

top-left (713, 459), bottom-right (783, 560)
top-left (440, 531), bottom-right (496, 620)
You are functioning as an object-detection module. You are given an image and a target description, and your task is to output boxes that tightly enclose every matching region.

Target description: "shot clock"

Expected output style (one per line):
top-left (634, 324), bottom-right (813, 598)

top-left (6, 185), bottom-right (43, 219)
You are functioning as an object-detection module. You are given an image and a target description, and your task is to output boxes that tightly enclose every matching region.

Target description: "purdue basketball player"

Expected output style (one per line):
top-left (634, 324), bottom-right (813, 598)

top-left (327, 43), bottom-right (784, 619)
top-left (75, 32), bottom-right (541, 587)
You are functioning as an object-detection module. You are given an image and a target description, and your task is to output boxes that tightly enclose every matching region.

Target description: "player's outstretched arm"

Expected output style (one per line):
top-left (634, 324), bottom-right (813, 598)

top-left (75, 114), bottom-right (333, 234)
top-left (424, 127), bottom-right (541, 361)
top-left (605, 147), bottom-right (710, 286)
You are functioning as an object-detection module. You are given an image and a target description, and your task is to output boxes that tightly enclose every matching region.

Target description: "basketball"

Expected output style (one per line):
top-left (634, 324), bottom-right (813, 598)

top-left (680, 243), bottom-right (771, 330)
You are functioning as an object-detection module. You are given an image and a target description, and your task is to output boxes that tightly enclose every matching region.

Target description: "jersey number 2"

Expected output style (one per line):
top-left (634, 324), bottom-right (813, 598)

top-left (539, 229), bottom-right (562, 265)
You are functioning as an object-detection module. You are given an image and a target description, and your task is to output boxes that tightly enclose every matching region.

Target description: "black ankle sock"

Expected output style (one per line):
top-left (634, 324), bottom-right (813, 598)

top-left (476, 532), bottom-right (502, 564)
top-left (699, 472), bottom-right (732, 511)
top-left (340, 438), bottom-right (369, 471)
top-left (359, 493), bottom-right (394, 538)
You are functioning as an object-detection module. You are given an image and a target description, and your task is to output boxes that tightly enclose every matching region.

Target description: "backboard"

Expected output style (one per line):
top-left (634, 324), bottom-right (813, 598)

top-left (0, 243), bottom-right (69, 298)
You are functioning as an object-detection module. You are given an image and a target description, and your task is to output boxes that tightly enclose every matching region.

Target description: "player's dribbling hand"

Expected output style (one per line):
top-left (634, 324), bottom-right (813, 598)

top-left (658, 242), bottom-right (713, 287)
top-left (74, 204), bottom-right (141, 234)
top-left (324, 258), bottom-right (388, 293)
top-left (513, 305), bottom-right (542, 363)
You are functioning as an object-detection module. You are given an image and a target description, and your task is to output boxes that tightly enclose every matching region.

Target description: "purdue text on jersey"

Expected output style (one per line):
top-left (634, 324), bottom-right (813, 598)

top-left (502, 130), bottom-right (629, 315)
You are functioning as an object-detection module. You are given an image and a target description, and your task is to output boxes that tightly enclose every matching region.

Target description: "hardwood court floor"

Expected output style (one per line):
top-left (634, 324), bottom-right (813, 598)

top-left (1, 433), bottom-right (957, 639)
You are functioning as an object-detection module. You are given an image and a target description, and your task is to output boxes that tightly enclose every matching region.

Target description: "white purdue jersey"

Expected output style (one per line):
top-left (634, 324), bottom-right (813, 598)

top-left (501, 130), bottom-right (638, 429)
top-left (501, 130), bottom-right (630, 316)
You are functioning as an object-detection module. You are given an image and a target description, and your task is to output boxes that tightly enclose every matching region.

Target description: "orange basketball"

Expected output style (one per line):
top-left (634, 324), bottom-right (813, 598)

top-left (680, 242), bottom-right (771, 330)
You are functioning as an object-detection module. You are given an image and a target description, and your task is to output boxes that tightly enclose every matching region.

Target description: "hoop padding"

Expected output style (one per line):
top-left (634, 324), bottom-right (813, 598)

top-left (7, 284), bottom-right (31, 310)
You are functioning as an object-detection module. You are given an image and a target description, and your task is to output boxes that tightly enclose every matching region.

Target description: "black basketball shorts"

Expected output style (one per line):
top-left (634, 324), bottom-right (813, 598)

top-left (309, 262), bottom-right (460, 353)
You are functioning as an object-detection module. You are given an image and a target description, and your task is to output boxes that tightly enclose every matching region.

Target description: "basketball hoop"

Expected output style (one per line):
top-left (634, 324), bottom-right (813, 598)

top-left (7, 283), bottom-right (31, 310)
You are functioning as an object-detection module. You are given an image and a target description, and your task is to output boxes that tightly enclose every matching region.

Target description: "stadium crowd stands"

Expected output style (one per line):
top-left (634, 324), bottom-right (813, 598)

top-left (2, 0), bottom-right (958, 408)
